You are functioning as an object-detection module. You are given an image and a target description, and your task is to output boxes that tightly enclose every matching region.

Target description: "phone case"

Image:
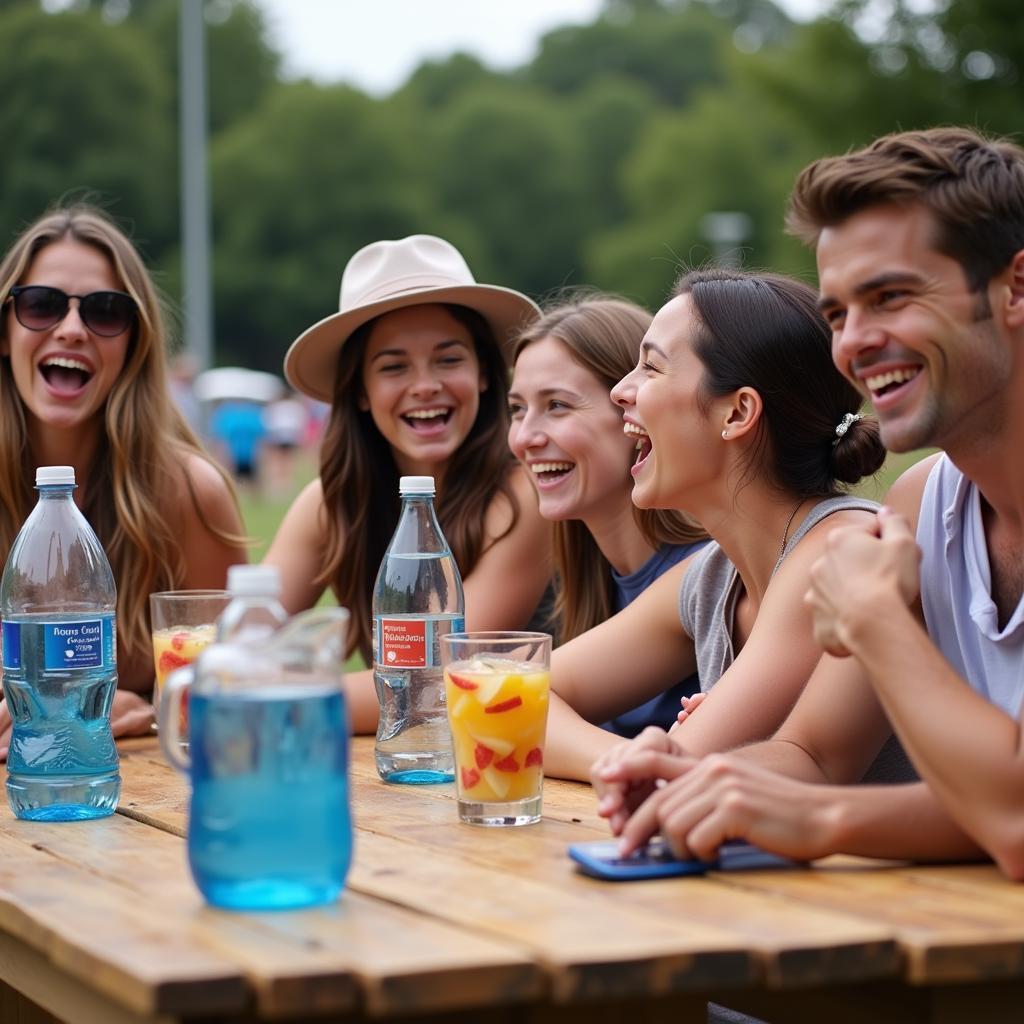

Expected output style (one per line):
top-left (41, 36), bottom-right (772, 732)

top-left (568, 838), bottom-right (798, 881)
top-left (567, 838), bottom-right (711, 880)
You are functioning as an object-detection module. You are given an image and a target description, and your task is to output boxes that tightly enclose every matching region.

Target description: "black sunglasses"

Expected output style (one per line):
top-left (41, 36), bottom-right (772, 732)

top-left (7, 285), bottom-right (138, 338)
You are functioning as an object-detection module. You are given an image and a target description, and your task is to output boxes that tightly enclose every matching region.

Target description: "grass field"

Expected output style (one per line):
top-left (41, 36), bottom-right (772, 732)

top-left (237, 446), bottom-right (933, 560)
top-left (236, 452), bottom-right (317, 561)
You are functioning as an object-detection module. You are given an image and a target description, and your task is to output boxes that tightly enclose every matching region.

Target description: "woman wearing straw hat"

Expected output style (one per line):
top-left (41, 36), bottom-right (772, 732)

top-left (267, 235), bottom-right (552, 730)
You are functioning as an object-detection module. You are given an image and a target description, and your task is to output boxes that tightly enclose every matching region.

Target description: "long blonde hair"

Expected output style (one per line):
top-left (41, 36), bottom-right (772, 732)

top-left (0, 204), bottom-right (240, 668)
top-left (512, 293), bottom-right (707, 643)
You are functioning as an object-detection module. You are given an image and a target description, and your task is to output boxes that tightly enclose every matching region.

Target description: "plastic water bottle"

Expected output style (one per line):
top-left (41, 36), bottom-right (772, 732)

top-left (372, 476), bottom-right (464, 783)
top-left (217, 564), bottom-right (289, 643)
top-left (0, 466), bottom-right (120, 820)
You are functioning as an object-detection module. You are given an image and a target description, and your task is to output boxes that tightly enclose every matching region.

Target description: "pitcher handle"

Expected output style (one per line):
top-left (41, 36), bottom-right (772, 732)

top-left (158, 665), bottom-right (192, 772)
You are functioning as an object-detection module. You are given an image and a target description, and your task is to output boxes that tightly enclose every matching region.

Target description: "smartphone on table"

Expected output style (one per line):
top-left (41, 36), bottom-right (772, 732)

top-left (568, 837), bottom-right (798, 881)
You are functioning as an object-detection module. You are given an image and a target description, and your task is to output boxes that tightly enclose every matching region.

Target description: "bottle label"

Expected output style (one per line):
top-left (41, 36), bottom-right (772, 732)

top-left (1, 621), bottom-right (19, 669)
top-left (375, 615), bottom-right (465, 670)
top-left (1, 615), bottom-right (115, 671)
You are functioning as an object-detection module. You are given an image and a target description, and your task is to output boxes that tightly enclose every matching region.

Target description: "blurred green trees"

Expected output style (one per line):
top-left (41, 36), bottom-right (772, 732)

top-left (0, 0), bottom-right (1019, 370)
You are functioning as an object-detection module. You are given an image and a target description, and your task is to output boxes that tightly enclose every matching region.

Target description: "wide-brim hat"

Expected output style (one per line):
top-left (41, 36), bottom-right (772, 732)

top-left (284, 234), bottom-right (540, 402)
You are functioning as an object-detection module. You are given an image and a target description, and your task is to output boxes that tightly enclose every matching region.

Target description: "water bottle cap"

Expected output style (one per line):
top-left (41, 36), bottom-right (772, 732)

top-left (227, 564), bottom-right (282, 596)
top-left (35, 465), bottom-right (75, 486)
top-left (399, 475), bottom-right (435, 496)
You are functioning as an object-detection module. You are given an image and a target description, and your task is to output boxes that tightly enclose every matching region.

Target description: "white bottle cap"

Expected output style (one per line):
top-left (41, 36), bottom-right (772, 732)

top-left (36, 466), bottom-right (75, 486)
top-left (227, 564), bottom-right (282, 597)
top-left (399, 475), bottom-right (435, 495)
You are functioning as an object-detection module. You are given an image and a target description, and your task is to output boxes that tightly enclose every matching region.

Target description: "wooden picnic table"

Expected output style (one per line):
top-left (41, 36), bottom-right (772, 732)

top-left (0, 735), bottom-right (1022, 1024)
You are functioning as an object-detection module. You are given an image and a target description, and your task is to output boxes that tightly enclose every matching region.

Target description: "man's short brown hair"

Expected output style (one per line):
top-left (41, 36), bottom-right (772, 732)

top-left (786, 127), bottom-right (1024, 291)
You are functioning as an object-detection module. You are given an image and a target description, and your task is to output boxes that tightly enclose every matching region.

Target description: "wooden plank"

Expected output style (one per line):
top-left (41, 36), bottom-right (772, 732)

top-left (120, 738), bottom-right (902, 999)
top-left (123, 737), bottom-right (757, 1002)
top-left (0, 978), bottom-right (62, 1024)
top-left (0, 927), bottom-right (180, 1024)
top-left (346, 736), bottom-right (609, 829)
top-left (347, 756), bottom-right (900, 993)
top-left (0, 815), bottom-right (248, 1018)
top-left (709, 977), bottom-right (1024, 1024)
top-left (712, 859), bottom-right (1024, 985)
top-left (116, 739), bottom-right (188, 837)
top-left (2, 805), bottom-right (542, 1020)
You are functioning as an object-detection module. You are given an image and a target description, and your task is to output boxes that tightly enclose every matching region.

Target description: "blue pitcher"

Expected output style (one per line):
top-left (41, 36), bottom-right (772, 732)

top-left (159, 608), bottom-right (352, 911)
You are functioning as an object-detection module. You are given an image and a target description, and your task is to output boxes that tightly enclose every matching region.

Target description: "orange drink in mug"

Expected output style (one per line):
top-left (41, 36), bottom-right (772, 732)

top-left (149, 590), bottom-right (230, 738)
top-left (441, 632), bottom-right (551, 826)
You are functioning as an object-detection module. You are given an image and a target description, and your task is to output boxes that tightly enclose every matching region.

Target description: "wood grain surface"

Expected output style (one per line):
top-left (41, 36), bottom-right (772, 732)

top-left (0, 735), bottom-right (1016, 1023)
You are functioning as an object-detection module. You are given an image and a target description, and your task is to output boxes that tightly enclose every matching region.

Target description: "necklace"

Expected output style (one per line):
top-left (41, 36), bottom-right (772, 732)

top-left (772, 500), bottom-right (804, 576)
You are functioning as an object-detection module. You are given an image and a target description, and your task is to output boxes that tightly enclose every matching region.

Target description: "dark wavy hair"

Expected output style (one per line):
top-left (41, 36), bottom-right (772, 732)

top-left (787, 126), bottom-right (1024, 293)
top-left (675, 268), bottom-right (887, 496)
top-left (318, 303), bottom-right (519, 662)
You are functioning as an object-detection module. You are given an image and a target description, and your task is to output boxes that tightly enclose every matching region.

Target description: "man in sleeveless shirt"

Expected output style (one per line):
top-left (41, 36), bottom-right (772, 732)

top-left (595, 127), bottom-right (1024, 879)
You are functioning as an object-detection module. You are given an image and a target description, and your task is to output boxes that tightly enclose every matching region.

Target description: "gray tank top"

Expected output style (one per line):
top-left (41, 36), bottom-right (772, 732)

top-left (677, 495), bottom-right (915, 784)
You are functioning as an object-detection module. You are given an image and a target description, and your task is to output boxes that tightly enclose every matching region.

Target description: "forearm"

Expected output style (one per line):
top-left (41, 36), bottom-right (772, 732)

top-left (730, 736), bottom-right (832, 783)
top-left (544, 692), bottom-right (620, 782)
top-left (845, 600), bottom-right (1024, 876)
top-left (344, 667), bottom-right (379, 734)
top-left (825, 781), bottom-right (987, 863)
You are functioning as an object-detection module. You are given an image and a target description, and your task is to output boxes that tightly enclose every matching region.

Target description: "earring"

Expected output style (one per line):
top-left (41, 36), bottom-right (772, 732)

top-left (721, 430), bottom-right (729, 439)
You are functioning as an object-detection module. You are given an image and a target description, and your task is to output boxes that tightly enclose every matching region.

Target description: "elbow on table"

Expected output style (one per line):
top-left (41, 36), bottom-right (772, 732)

top-left (984, 822), bottom-right (1024, 882)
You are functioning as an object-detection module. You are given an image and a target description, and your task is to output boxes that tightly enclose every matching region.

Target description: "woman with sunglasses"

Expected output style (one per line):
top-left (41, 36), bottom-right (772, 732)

top-left (267, 234), bottom-right (553, 731)
top-left (0, 204), bottom-right (246, 752)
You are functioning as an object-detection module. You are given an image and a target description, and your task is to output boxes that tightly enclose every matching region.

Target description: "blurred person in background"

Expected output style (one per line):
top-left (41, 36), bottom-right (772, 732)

top-left (261, 388), bottom-right (307, 496)
top-left (266, 234), bottom-right (553, 730)
top-left (0, 204), bottom-right (245, 754)
top-left (209, 397), bottom-right (266, 494)
top-left (167, 351), bottom-right (203, 438)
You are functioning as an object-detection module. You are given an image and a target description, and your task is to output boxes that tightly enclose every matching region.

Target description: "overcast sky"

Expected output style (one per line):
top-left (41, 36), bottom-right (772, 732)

top-left (255, 0), bottom-right (827, 96)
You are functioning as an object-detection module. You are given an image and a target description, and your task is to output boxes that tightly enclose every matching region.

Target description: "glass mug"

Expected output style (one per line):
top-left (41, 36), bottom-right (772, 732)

top-left (159, 608), bottom-right (352, 911)
top-left (149, 590), bottom-right (231, 741)
top-left (440, 631), bottom-right (551, 826)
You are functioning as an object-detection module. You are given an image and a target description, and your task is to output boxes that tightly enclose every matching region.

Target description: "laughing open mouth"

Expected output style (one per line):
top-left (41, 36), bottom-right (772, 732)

top-left (864, 367), bottom-right (920, 400)
top-left (402, 407), bottom-right (453, 431)
top-left (624, 421), bottom-right (652, 466)
top-left (40, 356), bottom-right (93, 393)
top-left (530, 461), bottom-right (574, 483)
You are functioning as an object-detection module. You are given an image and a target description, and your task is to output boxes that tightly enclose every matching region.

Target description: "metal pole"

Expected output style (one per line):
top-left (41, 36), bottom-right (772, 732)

top-left (179, 0), bottom-right (213, 371)
top-left (700, 211), bottom-right (753, 269)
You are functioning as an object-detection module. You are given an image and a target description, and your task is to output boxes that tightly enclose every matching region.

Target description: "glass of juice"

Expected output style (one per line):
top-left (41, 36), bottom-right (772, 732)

top-left (440, 631), bottom-right (551, 826)
top-left (149, 590), bottom-right (230, 739)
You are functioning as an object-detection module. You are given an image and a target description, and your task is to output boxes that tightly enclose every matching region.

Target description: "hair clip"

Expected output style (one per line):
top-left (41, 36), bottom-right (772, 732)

top-left (833, 412), bottom-right (863, 446)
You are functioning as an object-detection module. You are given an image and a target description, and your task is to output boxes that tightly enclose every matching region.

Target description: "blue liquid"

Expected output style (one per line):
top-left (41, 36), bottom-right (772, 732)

top-left (4, 615), bottom-right (119, 821)
top-left (188, 687), bottom-right (351, 911)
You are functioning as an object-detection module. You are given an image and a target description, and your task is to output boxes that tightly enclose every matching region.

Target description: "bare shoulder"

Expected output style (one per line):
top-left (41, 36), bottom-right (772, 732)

top-left (178, 450), bottom-right (243, 533)
top-left (174, 450), bottom-right (247, 589)
top-left (284, 477), bottom-right (328, 533)
top-left (265, 477), bottom-right (330, 563)
top-left (799, 501), bottom-right (879, 542)
top-left (264, 477), bottom-right (329, 613)
top-left (779, 501), bottom-right (878, 576)
top-left (884, 452), bottom-right (942, 530)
